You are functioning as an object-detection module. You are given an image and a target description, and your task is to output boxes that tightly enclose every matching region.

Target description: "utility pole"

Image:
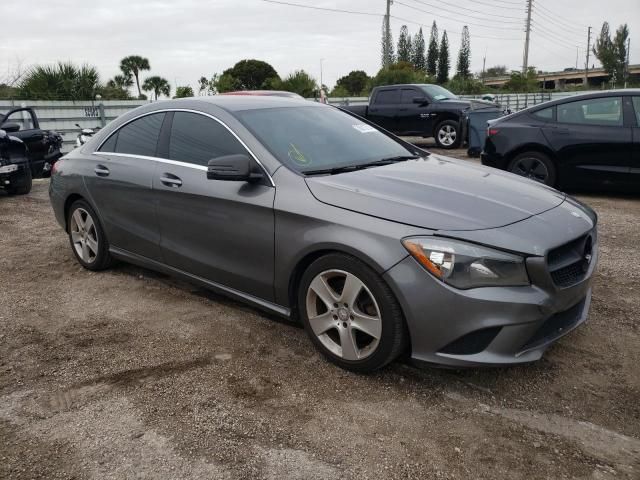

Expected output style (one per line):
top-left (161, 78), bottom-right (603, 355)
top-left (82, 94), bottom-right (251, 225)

top-left (522, 0), bottom-right (533, 74)
top-left (481, 54), bottom-right (487, 85)
top-left (584, 26), bottom-right (592, 87)
top-left (624, 37), bottom-right (630, 88)
top-left (381, 0), bottom-right (393, 67)
top-left (320, 58), bottom-right (324, 90)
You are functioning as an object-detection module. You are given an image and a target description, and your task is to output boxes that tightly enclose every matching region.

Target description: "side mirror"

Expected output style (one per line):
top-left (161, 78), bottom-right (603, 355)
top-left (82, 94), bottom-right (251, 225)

top-left (1, 122), bottom-right (20, 133)
top-left (207, 154), bottom-right (263, 182)
top-left (412, 97), bottom-right (429, 105)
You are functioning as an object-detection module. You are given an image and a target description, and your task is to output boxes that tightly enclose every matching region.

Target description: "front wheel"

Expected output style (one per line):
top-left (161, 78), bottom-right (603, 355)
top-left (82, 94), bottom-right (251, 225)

top-left (298, 253), bottom-right (406, 373)
top-left (434, 120), bottom-right (461, 149)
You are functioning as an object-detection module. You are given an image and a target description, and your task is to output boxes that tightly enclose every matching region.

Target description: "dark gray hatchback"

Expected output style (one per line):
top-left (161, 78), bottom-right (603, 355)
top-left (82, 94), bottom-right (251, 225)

top-left (50, 96), bottom-right (598, 372)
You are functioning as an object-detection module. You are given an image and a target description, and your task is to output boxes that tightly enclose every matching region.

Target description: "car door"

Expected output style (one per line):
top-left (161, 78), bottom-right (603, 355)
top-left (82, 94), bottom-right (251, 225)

top-left (154, 111), bottom-right (276, 301)
top-left (367, 88), bottom-right (400, 132)
top-left (631, 96), bottom-right (640, 178)
top-left (0, 108), bottom-right (47, 175)
top-left (89, 112), bottom-right (165, 261)
top-left (396, 88), bottom-right (427, 135)
top-left (542, 96), bottom-right (632, 186)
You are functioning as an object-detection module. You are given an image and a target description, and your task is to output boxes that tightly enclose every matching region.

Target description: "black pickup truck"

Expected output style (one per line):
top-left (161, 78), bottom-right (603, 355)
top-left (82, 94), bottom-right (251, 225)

top-left (0, 106), bottom-right (63, 178)
top-left (342, 84), bottom-right (473, 149)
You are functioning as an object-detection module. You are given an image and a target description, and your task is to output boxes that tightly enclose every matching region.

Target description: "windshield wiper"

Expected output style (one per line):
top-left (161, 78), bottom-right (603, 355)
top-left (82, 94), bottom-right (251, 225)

top-left (304, 155), bottom-right (421, 176)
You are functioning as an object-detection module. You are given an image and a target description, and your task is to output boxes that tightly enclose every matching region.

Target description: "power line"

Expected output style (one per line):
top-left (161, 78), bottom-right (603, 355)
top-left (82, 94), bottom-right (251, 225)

top-left (409, 0), bottom-right (523, 21)
top-left (458, 0), bottom-right (524, 11)
top-left (534, 1), bottom-right (590, 29)
top-left (394, 0), bottom-right (524, 30)
top-left (391, 15), bottom-right (522, 40)
top-left (530, 22), bottom-right (582, 48)
top-left (259, 0), bottom-right (380, 17)
top-left (532, 6), bottom-right (586, 36)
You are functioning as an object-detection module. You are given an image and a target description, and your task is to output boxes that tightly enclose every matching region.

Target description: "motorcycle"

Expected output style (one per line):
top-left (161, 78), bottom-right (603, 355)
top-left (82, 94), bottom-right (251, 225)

top-left (75, 123), bottom-right (100, 147)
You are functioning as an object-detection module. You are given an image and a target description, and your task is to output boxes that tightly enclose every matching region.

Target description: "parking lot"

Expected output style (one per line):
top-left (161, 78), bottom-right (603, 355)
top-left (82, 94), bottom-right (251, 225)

top-left (1, 149), bottom-right (639, 479)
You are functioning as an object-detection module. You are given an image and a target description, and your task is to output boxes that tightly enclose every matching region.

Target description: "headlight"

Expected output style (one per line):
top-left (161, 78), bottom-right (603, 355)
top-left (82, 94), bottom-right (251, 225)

top-left (402, 237), bottom-right (529, 289)
top-left (0, 164), bottom-right (18, 174)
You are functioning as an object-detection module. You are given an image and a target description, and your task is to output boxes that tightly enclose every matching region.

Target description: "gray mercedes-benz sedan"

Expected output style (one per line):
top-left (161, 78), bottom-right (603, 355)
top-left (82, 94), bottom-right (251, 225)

top-left (49, 96), bottom-right (598, 372)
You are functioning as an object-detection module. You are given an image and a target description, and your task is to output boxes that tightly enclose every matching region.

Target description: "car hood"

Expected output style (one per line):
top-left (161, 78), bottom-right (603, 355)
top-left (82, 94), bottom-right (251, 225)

top-left (305, 155), bottom-right (566, 231)
top-left (436, 98), bottom-right (471, 109)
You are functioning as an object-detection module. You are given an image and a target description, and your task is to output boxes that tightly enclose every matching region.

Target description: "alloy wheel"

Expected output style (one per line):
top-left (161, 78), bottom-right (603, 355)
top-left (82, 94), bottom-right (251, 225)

top-left (511, 156), bottom-right (549, 184)
top-left (70, 208), bottom-right (99, 264)
top-left (437, 125), bottom-right (457, 146)
top-left (305, 269), bottom-right (382, 361)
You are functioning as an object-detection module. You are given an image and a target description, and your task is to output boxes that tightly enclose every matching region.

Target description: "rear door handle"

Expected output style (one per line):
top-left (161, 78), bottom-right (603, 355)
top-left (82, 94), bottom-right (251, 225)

top-left (94, 165), bottom-right (110, 176)
top-left (160, 173), bottom-right (182, 188)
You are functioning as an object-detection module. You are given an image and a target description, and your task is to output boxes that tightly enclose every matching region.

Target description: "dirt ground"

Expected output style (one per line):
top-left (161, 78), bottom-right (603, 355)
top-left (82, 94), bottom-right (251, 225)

top-left (1, 151), bottom-right (639, 479)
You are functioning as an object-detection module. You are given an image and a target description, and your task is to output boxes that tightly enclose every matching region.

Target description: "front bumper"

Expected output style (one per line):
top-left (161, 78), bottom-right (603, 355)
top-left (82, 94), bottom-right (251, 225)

top-left (384, 245), bottom-right (597, 367)
top-left (0, 163), bottom-right (28, 189)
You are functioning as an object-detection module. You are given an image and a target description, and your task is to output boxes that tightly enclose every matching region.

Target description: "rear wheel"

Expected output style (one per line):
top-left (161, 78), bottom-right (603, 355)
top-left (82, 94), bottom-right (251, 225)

top-left (508, 151), bottom-right (557, 187)
top-left (298, 253), bottom-right (406, 373)
top-left (67, 200), bottom-right (113, 270)
top-left (434, 120), bottom-right (461, 149)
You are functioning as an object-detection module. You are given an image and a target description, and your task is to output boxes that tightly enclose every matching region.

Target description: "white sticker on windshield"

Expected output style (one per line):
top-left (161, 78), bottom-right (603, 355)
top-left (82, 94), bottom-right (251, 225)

top-left (352, 124), bottom-right (377, 133)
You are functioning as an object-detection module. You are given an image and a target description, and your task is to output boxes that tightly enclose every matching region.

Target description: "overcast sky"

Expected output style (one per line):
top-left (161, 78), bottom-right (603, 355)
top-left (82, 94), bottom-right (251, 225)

top-left (2, 0), bottom-right (638, 93)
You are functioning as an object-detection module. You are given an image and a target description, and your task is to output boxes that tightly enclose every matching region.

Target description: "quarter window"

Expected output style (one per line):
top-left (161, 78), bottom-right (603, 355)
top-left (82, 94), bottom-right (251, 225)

top-left (169, 112), bottom-right (247, 166)
top-left (532, 107), bottom-right (553, 120)
top-left (100, 113), bottom-right (165, 156)
top-left (375, 89), bottom-right (400, 105)
top-left (557, 97), bottom-right (623, 126)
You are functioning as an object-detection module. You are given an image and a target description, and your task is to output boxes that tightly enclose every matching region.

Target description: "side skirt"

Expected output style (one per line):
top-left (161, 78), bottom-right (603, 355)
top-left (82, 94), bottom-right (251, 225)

top-left (109, 247), bottom-right (291, 319)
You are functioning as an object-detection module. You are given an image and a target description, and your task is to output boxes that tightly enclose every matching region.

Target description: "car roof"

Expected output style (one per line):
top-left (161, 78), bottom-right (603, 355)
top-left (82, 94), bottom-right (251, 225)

top-left (527, 89), bottom-right (640, 111)
top-left (155, 95), bottom-right (321, 112)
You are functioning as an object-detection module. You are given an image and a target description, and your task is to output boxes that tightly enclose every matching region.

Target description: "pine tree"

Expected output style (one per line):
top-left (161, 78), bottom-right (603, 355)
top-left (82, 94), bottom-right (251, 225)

top-left (381, 17), bottom-right (395, 67)
top-left (397, 25), bottom-right (412, 63)
top-left (437, 30), bottom-right (450, 84)
top-left (426, 21), bottom-right (439, 76)
top-left (456, 26), bottom-right (471, 78)
top-left (412, 28), bottom-right (426, 71)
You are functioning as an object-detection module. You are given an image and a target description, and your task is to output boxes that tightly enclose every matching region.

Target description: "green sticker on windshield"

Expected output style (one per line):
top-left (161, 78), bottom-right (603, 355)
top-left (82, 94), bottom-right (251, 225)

top-left (288, 143), bottom-right (311, 165)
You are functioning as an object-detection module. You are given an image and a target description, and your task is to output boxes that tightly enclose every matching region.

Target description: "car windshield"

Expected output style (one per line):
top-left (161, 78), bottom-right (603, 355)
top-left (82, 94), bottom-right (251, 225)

top-left (420, 85), bottom-right (457, 101)
top-left (236, 105), bottom-right (417, 173)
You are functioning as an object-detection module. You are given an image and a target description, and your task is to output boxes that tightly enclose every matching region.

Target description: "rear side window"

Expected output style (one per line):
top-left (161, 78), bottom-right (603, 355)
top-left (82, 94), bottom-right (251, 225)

top-left (169, 112), bottom-right (246, 166)
top-left (557, 97), bottom-right (623, 126)
top-left (633, 97), bottom-right (640, 125)
top-left (103, 113), bottom-right (165, 156)
top-left (375, 89), bottom-right (400, 105)
top-left (532, 107), bottom-right (554, 121)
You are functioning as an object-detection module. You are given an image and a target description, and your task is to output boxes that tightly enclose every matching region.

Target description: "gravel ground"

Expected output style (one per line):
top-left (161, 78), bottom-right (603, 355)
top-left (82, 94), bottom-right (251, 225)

top-left (1, 153), bottom-right (639, 479)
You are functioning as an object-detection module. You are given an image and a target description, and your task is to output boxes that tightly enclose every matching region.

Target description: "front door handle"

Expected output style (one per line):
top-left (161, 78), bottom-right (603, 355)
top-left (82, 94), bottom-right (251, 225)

top-left (94, 165), bottom-right (110, 177)
top-left (160, 173), bottom-right (182, 188)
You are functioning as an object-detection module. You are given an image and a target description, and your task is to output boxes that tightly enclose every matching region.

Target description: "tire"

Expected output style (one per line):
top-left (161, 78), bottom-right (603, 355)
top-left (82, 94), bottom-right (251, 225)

top-left (67, 199), bottom-right (113, 271)
top-left (6, 169), bottom-right (32, 195)
top-left (508, 151), bottom-right (557, 187)
top-left (434, 119), bottom-right (461, 149)
top-left (298, 253), bottom-right (406, 373)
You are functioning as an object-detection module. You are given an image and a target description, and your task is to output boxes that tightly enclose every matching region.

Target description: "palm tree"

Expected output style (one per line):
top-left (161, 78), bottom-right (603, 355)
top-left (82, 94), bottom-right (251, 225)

top-left (107, 74), bottom-right (133, 90)
top-left (120, 55), bottom-right (150, 98)
top-left (142, 76), bottom-right (171, 100)
top-left (18, 62), bottom-right (100, 100)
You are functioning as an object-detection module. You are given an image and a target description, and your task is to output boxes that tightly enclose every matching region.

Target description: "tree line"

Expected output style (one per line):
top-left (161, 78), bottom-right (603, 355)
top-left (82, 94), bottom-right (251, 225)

top-left (0, 20), bottom-right (632, 101)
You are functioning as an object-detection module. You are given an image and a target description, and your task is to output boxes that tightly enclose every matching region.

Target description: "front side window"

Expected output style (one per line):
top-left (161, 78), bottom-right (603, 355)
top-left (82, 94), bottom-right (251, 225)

top-left (557, 97), bottom-right (623, 126)
top-left (100, 112), bottom-right (165, 156)
top-left (401, 89), bottom-right (421, 104)
top-left (1, 109), bottom-right (36, 131)
top-left (375, 90), bottom-right (400, 104)
top-left (169, 112), bottom-right (247, 166)
top-left (237, 105), bottom-right (416, 173)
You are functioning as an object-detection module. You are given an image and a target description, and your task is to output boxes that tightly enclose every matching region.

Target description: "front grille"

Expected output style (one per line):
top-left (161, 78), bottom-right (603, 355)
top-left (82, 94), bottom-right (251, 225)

top-left (547, 233), bottom-right (594, 288)
top-left (521, 297), bottom-right (586, 351)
